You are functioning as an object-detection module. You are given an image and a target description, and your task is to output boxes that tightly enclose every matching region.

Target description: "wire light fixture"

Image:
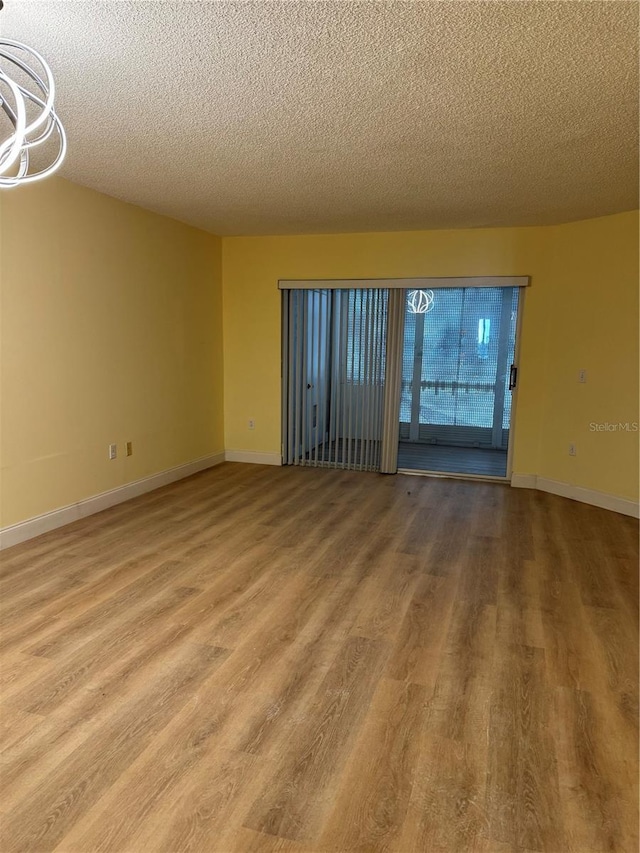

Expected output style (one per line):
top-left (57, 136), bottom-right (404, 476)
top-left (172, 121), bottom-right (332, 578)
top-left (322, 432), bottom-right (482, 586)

top-left (407, 289), bottom-right (435, 314)
top-left (0, 0), bottom-right (66, 187)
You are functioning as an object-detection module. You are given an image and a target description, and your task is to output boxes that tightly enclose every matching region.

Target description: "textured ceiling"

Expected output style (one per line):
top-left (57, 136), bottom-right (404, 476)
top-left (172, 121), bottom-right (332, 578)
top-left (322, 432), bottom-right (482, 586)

top-left (2, 1), bottom-right (638, 235)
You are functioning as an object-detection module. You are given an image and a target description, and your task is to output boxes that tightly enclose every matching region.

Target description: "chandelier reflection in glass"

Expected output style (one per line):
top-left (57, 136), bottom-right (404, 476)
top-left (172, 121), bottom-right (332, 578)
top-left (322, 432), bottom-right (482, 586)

top-left (407, 289), bottom-right (435, 314)
top-left (0, 32), bottom-right (66, 187)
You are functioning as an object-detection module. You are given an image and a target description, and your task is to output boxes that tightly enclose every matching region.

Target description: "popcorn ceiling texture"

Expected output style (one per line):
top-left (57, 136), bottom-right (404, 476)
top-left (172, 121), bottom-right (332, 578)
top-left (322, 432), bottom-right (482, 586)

top-left (4, 1), bottom-right (638, 235)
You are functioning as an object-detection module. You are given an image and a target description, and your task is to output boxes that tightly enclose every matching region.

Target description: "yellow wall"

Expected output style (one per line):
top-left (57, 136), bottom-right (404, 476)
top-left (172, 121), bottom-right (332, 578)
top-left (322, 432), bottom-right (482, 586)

top-left (1, 180), bottom-right (636, 531)
top-left (0, 178), bottom-right (223, 527)
top-left (538, 211), bottom-right (639, 500)
top-left (222, 211), bottom-right (639, 501)
top-left (222, 226), bottom-right (553, 472)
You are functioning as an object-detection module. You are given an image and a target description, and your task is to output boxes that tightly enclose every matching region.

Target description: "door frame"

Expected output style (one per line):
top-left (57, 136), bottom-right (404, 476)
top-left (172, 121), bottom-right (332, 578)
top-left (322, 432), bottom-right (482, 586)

top-left (505, 285), bottom-right (526, 481)
top-left (281, 277), bottom-right (530, 477)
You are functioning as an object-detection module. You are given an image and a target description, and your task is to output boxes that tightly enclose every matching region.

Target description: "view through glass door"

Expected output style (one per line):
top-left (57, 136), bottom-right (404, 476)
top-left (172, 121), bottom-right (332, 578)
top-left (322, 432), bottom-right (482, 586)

top-left (398, 286), bottom-right (520, 477)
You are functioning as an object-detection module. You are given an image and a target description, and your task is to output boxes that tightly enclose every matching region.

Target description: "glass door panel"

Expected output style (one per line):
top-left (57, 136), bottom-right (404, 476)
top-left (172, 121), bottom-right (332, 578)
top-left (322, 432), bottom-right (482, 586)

top-left (398, 286), bottom-right (520, 477)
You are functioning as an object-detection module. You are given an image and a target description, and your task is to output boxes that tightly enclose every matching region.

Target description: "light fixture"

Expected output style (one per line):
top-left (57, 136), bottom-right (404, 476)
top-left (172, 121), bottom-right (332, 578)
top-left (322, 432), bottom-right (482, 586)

top-left (407, 289), bottom-right (435, 314)
top-left (0, 0), bottom-right (66, 187)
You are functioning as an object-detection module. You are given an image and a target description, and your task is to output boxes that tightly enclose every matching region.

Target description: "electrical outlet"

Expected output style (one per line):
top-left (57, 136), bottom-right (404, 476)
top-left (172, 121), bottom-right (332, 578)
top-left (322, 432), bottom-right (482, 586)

top-left (248, 419), bottom-right (255, 430)
top-left (108, 443), bottom-right (117, 460)
top-left (569, 443), bottom-right (577, 457)
top-left (126, 441), bottom-right (133, 457)
top-left (578, 369), bottom-right (587, 383)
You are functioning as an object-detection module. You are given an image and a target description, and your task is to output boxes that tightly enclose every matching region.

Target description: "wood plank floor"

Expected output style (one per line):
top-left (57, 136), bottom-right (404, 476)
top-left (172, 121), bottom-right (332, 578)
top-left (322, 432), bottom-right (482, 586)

top-left (0, 462), bottom-right (637, 853)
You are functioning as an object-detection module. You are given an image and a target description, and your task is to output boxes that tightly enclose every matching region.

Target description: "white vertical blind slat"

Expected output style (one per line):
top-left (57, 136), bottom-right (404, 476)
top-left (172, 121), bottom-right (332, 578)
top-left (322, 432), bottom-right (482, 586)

top-left (310, 292), bottom-right (317, 466)
top-left (362, 290), bottom-right (371, 471)
top-left (357, 290), bottom-right (364, 466)
top-left (380, 289), bottom-right (406, 474)
top-left (319, 292), bottom-right (326, 466)
top-left (297, 292), bottom-right (305, 465)
top-left (327, 291), bottom-right (337, 466)
top-left (342, 292), bottom-right (350, 468)
top-left (372, 290), bottom-right (387, 470)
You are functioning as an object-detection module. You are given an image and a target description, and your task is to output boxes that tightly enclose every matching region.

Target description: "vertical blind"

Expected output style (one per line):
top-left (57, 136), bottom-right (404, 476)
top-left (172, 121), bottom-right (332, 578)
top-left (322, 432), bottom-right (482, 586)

top-left (282, 289), bottom-right (388, 470)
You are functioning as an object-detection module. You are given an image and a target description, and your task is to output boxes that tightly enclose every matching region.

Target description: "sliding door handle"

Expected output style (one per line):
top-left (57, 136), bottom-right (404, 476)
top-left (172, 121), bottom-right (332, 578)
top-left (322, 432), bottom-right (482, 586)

top-left (508, 364), bottom-right (518, 391)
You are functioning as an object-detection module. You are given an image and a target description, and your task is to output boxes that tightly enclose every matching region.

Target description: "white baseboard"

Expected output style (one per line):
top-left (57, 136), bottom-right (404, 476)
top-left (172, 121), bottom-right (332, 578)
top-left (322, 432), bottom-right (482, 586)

top-left (0, 452), bottom-right (225, 550)
top-left (4, 455), bottom-right (634, 550)
top-left (224, 450), bottom-right (282, 466)
top-left (510, 473), bottom-right (538, 489)
top-left (511, 473), bottom-right (639, 518)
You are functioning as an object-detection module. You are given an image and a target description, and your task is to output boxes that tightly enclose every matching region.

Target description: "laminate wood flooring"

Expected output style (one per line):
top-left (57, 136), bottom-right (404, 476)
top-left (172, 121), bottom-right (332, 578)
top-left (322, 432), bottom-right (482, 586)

top-left (0, 463), bottom-right (637, 852)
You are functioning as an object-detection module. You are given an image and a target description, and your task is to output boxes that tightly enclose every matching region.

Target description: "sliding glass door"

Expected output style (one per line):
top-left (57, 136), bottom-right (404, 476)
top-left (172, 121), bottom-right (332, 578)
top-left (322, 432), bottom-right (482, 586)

top-left (281, 278), bottom-right (525, 478)
top-left (398, 286), bottom-right (520, 477)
